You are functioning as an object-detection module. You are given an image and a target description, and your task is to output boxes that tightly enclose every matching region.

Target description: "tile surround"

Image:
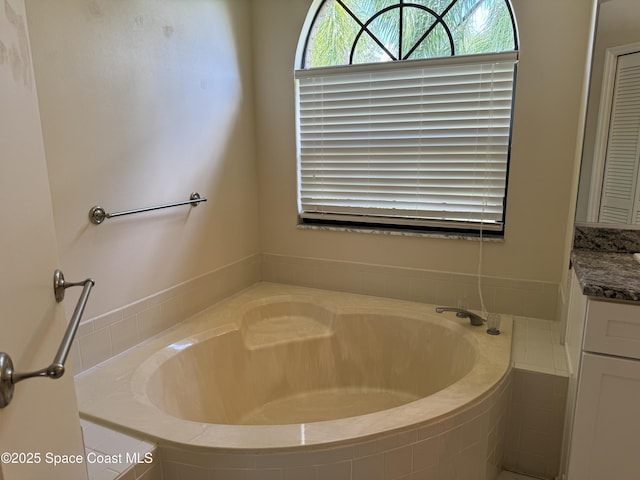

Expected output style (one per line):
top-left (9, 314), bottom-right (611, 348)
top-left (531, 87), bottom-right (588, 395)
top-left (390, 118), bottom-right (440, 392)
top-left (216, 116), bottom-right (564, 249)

top-left (81, 419), bottom-right (160, 480)
top-left (77, 283), bottom-right (513, 450)
top-left (155, 373), bottom-right (512, 480)
top-left (72, 252), bottom-right (566, 480)
top-left (79, 377), bottom-right (514, 480)
top-left (261, 254), bottom-right (559, 321)
top-left (78, 318), bottom-right (560, 480)
top-left (505, 317), bottom-right (569, 480)
top-left (70, 254), bottom-right (261, 374)
top-left (497, 473), bottom-right (536, 480)
top-left (71, 252), bottom-right (560, 375)
top-left (512, 317), bottom-right (568, 376)
top-left (76, 283), bottom-right (515, 479)
top-left (504, 369), bottom-right (567, 479)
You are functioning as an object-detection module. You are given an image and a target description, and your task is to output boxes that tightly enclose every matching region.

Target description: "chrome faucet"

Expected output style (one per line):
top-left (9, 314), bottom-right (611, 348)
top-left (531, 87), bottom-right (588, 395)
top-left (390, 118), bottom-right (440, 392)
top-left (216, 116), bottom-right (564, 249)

top-left (435, 307), bottom-right (484, 326)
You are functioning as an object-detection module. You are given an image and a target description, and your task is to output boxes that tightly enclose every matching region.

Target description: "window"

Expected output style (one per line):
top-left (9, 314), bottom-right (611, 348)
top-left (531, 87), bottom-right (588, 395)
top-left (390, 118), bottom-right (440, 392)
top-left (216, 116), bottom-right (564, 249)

top-left (295, 0), bottom-right (518, 236)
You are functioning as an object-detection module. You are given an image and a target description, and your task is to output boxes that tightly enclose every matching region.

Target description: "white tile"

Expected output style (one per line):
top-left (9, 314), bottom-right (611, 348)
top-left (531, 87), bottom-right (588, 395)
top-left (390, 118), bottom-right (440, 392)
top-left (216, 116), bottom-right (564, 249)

top-left (456, 441), bottom-right (485, 480)
top-left (172, 464), bottom-right (210, 480)
top-left (552, 344), bottom-right (569, 374)
top-left (70, 341), bottom-right (83, 374)
top-left (512, 316), bottom-right (570, 376)
top-left (519, 428), bottom-right (553, 457)
top-left (94, 309), bottom-right (125, 331)
top-left (79, 326), bottom-right (112, 369)
top-left (81, 420), bottom-right (107, 446)
top-left (161, 295), bottom-right (184, 329)
top-left (82, 418), bottom-right (157, 479)
top-left (245, 468), bottom-right (283, 480)
top-left (498, 471), bottom-right (536, 480)
top-left (412, 437), bottom-right (439, 472)
top-left (132, 453), bottom-right (155, 478)
top-left (384, 446), bottom-right (412, 479)
top-left (411, 463), bottom-right (437, 480)
top-left (136, 304), bottom-right (164, 340)
top-left (135, 463), bottom-right (162, 480)
top-left (110, 316), bottom-right (139, 356)
top-left (437, 426), bottom-right (462, 460)
top-left (84, 449), bottom-right (119, 480)
top-left (522, 344), bottom-right (555, 369)
top-left (115, 468), bottom-right (135, 480)
top-left (525, 317), bottom-right (552, 332)
top-left (282, 466), bottom-right (316, 480)
top-left (77, 319), bottom-right (95, 338)
top-left (352, 454), bottom-right (385, 480)
top-left (317, 461), bottom-right (351, 480)
top-left (513, 362), bottom-right (556, 376)
top-left (461, 414), bottom-right (489, 449)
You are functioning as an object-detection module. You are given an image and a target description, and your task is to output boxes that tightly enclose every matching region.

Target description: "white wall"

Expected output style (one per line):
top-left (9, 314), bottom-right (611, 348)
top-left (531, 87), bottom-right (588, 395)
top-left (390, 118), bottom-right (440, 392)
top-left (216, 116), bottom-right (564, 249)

top-left (252, 0), bottom-right (595, 319)
top-left (25, 0), bottom-right (259, 319)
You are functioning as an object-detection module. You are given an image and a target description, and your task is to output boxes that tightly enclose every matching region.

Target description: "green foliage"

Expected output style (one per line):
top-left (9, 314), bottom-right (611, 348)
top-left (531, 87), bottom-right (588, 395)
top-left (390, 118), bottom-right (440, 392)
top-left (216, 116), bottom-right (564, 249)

top-left (305, 0), bottom-right (516, 68)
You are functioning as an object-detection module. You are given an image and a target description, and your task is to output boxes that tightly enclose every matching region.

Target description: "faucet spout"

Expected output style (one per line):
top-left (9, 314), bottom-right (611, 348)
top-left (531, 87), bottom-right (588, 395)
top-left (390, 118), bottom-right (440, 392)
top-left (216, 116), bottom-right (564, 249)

top-left (435, 307), bottom-right (484, 326)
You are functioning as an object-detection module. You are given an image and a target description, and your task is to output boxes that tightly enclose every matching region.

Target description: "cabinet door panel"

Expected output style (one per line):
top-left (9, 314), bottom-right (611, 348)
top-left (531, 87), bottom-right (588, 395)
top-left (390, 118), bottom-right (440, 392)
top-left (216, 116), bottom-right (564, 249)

top-left (567, 353), bottom-right (640, 479)
top-left (585, 299), bottom-right (640, 359)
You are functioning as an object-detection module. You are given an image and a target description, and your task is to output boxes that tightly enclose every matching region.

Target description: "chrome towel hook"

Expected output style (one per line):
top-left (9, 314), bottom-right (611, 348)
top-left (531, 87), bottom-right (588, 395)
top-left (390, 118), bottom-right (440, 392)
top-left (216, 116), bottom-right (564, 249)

top-left (0, 270), bottom-right (94, 408)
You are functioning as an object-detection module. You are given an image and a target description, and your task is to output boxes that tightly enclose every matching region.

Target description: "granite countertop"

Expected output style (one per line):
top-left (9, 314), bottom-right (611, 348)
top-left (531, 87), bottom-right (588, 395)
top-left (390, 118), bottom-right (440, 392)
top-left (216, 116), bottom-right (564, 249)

top-left (572, 225), bottom-right (640, 302)
top-left (571, 249), bottom-right (640, 301)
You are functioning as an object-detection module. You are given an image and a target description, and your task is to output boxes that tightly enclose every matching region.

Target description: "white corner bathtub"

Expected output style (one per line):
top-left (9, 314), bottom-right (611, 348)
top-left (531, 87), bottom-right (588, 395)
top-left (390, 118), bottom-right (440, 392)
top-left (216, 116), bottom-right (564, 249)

top-left (75, 283), bottom-right (513, 480)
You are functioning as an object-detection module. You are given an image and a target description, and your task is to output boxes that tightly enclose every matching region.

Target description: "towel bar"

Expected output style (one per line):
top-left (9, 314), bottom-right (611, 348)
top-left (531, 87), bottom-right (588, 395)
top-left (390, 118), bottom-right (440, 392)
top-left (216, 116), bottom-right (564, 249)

top-left (0, 270), bottom-right (94, 408)
top-left (89, 192), bottom-right (206, 225)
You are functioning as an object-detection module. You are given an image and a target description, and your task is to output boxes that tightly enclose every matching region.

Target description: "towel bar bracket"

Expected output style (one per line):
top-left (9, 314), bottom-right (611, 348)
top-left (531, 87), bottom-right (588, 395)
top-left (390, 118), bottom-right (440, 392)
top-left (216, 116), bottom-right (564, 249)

top-left (0, 270), bottom-right (94, 408)
top-left (89, 205), bottom-right (107, 225)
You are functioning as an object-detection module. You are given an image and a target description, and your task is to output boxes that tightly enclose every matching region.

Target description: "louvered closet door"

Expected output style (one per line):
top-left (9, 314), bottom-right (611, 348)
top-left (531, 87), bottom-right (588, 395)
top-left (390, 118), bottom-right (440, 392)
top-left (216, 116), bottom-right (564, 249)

top-left (599, 51), bottom-right (640, 224)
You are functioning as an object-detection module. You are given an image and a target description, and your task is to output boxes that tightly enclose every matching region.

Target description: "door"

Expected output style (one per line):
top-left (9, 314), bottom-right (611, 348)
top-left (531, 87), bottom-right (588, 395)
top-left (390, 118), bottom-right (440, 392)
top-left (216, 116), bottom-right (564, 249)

top-left (0, 1), bottom-right (87, 479)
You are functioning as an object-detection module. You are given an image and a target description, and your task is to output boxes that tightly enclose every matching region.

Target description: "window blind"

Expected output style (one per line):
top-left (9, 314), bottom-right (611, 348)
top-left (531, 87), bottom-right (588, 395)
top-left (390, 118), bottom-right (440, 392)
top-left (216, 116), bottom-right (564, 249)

top-left (295, 52), bottom-right (518, 233)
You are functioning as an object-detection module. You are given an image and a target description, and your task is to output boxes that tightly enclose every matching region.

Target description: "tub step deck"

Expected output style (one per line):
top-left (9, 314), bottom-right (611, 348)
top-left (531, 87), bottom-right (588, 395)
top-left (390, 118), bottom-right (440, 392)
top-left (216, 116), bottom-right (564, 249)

top-left (239, 387), bottom-right (419, 425)
top-left (242, 315), bottom-right (334, 349)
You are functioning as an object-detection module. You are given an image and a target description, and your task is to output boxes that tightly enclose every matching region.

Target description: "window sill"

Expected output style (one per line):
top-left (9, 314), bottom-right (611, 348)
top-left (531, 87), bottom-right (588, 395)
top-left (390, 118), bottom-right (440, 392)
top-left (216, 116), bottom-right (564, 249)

top-left (296, 223), bottom-right (505, 242)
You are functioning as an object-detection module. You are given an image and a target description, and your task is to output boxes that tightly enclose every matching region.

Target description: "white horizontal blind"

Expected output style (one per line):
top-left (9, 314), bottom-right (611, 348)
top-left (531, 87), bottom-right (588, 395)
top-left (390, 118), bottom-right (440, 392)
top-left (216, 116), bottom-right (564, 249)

top-left (295, 52), bottom-right (517, 232)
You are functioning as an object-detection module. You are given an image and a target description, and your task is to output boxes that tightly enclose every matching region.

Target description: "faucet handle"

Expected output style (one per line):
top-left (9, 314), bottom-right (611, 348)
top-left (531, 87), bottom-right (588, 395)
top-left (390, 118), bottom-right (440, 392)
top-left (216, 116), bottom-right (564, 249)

top-left (486, 313), bottom-right (501, 335)
top-left (435, 307), bottom-right (484, 326)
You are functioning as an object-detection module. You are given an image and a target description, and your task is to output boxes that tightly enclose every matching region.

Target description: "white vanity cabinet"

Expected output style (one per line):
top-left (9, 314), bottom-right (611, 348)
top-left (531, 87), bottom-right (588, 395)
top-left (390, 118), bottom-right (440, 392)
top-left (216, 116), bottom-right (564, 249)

top-left (565, 287), bottom-right (640, 479)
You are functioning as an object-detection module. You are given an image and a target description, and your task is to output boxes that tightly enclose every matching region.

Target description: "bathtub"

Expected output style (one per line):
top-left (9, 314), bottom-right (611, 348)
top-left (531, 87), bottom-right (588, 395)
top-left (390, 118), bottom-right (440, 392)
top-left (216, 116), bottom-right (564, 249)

top-left (75, 283), bottom-right (513, 480)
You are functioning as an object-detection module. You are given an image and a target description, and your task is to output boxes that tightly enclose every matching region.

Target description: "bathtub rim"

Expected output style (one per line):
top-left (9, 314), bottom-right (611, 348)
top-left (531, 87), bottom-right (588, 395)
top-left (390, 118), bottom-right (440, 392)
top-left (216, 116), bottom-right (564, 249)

top-left (75, 282), bottom-right (512, 452)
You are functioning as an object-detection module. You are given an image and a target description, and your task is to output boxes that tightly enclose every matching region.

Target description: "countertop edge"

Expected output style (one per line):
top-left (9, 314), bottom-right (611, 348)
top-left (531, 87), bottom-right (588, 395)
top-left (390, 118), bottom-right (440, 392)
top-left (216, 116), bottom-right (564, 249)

top-left (571, 249), bottom-right (640, 302)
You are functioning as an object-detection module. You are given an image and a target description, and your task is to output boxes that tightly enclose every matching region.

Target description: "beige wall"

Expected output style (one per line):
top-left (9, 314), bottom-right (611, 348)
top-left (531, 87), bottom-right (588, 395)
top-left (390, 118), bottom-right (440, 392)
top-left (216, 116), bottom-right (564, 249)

top-left (252, 0), bottom-right (594, 317)
top-left (21, 0), bottom-right (595, 322)
top-left (25, 0), bottom-right (259, 318)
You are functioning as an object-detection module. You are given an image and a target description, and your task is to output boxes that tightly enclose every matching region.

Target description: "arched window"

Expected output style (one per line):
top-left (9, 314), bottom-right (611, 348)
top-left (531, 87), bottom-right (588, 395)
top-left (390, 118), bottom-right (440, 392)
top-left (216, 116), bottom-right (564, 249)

top-left (295, 0), bottom-right (519, 236)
